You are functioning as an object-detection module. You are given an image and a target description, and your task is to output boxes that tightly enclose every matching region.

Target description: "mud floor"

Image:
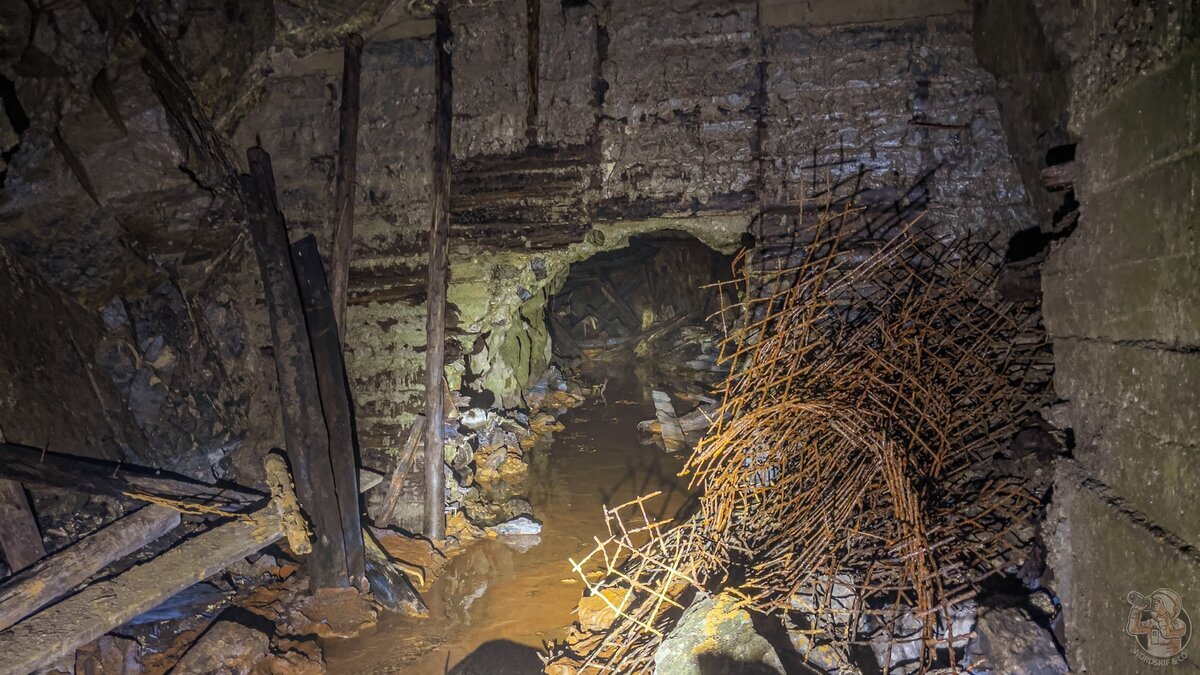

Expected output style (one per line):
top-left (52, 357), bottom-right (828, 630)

top-left (324, 372), bottom-right (695, 673)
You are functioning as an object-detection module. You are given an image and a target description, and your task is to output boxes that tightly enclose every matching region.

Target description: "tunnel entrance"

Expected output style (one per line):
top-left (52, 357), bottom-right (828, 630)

top-left (546, 231), bottom-right (736, 395)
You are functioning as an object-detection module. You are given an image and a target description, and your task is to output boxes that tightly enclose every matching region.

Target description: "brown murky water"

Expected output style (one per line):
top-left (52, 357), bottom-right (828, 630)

top-left (325, 373), bottom-right (695, 674)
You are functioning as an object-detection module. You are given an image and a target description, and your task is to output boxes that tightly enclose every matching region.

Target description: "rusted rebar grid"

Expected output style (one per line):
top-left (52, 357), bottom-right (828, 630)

top-left (547, 197), bottom-right (1051, 674)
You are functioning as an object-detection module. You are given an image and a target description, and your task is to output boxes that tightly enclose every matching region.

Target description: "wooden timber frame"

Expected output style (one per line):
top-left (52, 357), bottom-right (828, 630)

top-left (423, 0), bottom-right (453, 540)
top-left (241, 147), bottom-right (354, 588)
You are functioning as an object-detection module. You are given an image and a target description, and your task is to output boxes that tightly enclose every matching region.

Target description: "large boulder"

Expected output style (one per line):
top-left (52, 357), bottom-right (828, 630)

top-left (965, 606), bottom-right (1068, 674)
top-left (653, 591), bottom-right (786, 675)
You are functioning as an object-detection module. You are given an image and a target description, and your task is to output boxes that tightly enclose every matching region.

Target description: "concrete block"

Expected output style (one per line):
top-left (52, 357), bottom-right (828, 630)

top-left (1080, 46), bottom-right (1198, 188)
top-left (1044, 155), bottom-right (1200, 347)
top-left (1048, 463), bottom-right (1200, 673)
top-left (1054, 339), bottom-right (1200, 546)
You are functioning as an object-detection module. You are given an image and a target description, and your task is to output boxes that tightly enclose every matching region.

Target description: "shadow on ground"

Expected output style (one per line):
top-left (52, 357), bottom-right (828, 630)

top-left (447, 639), bottom-right (544, 674)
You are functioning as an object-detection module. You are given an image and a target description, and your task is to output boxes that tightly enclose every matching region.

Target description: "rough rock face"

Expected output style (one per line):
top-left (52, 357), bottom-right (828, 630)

top-left (1, 0), bottom-right (1033, 488)
top-left (974, 1), bottom-right (1199, 672)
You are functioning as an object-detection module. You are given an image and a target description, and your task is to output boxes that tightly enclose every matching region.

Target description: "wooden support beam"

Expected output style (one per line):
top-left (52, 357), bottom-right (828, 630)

top-left (0, 453), bottom-right (305, 674)
top-left (241, 147), bottom-right (350, 588)
top-left (0, 505), bottom-right (180, 632)
top-left (424, 1), bottom-right (453, 540)
top-left (291, 234), bottom-right (367, 590)
top-left (0, 443), bottom-right (260, 508)
top-left (0, 513), bottom-right (283, 674)
top-left (330, 33), bottom-right (364, 345)
top-left (0, 480), bottom-right (44, 573)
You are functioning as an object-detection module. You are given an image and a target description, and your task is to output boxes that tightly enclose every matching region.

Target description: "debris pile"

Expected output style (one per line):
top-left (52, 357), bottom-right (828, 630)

top-left (546, 201), bottom-right (1059, 674)
top-left (436, 366), bottom-right (583, 547)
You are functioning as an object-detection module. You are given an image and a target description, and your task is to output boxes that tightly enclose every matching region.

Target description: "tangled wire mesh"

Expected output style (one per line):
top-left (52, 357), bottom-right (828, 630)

top-left (547, 199), bottom-right (1051, 674)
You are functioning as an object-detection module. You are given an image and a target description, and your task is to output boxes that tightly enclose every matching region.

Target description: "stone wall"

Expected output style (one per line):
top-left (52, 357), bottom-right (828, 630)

top-left (977, 1), bottom-right (1199, 671)
top-left (0, 0), bottom-right (1034, 490)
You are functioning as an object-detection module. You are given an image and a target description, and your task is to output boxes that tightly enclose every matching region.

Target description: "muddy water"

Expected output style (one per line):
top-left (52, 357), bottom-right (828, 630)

top-left (325, 375), bottom-right (694, 674)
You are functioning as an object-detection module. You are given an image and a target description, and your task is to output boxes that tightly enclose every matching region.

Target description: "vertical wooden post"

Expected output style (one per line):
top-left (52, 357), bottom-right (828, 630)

top-left (330, 33), bottom-right (364, 346)
top-left (241, 148), bottom-right (350, 588)
top-left (291, 235), bottom-right (367, 589)
top-left (424, 0), bottom-right (453, 540)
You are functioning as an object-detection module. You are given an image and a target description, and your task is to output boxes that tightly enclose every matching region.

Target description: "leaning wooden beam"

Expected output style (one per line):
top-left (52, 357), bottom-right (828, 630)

top-left (0, 479), bottom-right (45, 573)
top-left (423, 0), bottom-right (453, 540)
top-left (0, 454), bottom-right (306, 674)
top-left (241, 147), bottom-right (350, 588)
top-left (376, 414), bottom-right (424, 529)
top-left (0, 443), bottom-right (260, 508)
top-left (0, 505), bottom-right (180, 632)
top-left (292, 235), bottom-right (367, 589)
top-left (330, 33), bottom-right (364, 345)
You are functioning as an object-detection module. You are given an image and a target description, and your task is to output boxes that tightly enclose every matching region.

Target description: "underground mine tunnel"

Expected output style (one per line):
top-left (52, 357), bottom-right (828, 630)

top-left (0, 0), bottom-right (1196, 673)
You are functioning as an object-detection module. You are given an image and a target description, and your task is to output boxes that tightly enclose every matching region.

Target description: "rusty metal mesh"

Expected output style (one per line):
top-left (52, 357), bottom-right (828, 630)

top-left (548, 202), bottom-right (1049, 674)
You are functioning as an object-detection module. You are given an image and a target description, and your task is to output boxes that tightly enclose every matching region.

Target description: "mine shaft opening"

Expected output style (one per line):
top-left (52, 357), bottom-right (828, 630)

top-left (545, 231), bottom-right (737, 407)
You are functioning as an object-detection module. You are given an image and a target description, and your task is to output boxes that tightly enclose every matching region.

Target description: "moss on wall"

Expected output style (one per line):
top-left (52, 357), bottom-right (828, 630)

top-left (450, 216), bottom-right (746, 407)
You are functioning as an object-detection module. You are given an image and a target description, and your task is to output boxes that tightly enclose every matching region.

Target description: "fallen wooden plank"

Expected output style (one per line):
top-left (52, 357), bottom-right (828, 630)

top-left (363, 529), bottom-right (427, 616)
top-left (0, 443), bottom-right (260, 508)
top-left (0, 453), bottom-right (306, 674)
top-left (292, 234), bottom-right (367, 588)
top-left (0, 514), bottom-right (283, 674)
top-left (242, 147), bottom-right (350, 588)
top-left (0, 505), bottom-right (180, 632)
top-left (0, 480), bottom-right (44, 574)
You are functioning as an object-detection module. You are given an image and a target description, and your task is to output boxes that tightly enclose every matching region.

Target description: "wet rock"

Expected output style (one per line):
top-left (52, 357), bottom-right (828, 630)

top-left (172, 620), bottom-right (269, 675)
top-left (463, 492), bottom-right (534, 527)
top-left (653, 591), bottom-right (786, 675)
top-left (530, 411), bottom-right (564, 430)
top-left (493, 516), bottom-right (542, 536)
top-left (490, 514), bottom-right (542, 550)
top-left (964, 606), bottom-right (1067, 674)
top-left (577, 587), bottom-right (631, 633)
top-left (369, 527), bottom-right (449, 582)
top-left (289, 587), bottom-right (379, 640)
top-left (447, 511), bottom-right (488, 543)
top-left (262, 637), bottom-right (326, 675)
top-left (74, 634), bottom-right (143, 674)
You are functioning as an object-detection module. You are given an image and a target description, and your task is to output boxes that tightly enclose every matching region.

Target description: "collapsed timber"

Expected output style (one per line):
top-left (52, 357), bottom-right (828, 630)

top-left (546, 200), bottom-right (1056, 674)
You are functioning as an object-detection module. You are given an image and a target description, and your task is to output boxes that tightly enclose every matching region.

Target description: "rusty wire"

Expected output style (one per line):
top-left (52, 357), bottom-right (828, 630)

top-left (547, 199), bottom-right (1050, 674)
